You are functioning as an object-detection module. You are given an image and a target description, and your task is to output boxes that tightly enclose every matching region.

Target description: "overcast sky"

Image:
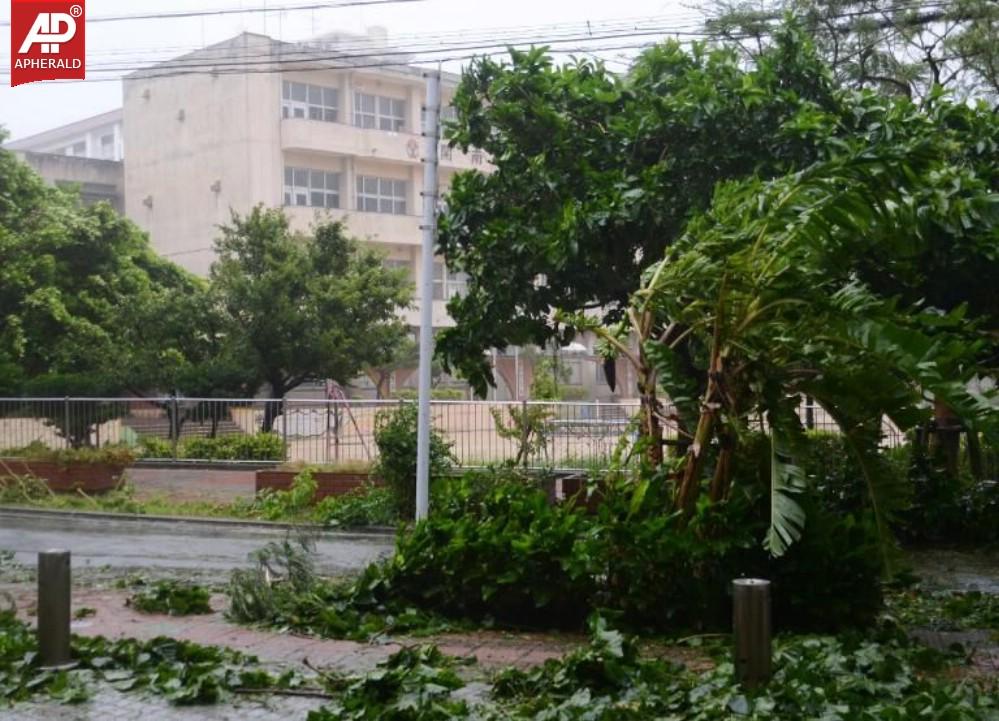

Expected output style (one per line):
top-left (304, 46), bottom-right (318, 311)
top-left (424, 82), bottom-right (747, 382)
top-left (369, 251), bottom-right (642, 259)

top-left (1, 0), bottom-right (706, 141)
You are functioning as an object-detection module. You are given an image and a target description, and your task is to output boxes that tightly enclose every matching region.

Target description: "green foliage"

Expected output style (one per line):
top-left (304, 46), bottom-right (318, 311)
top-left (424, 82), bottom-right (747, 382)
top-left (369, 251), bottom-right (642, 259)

top-left (127, 579), bottom-right (213, 616)
top-left (138, 435), bottom-right (173, 458)
top-left (304, 619), bottom-right (996, 720)
top-left (179, 433), bottom-right (285, 461)
top-left (487, 626), bottom-right (994, 720)
top-left (211, 207), bottom-right (411, 427)
top-left (315, 484), bottom-right (397, 528)
top-left (886, 587), bottom-right (999, 632)
top-left (0, 136), bottom-right (220, 406)
top-left (0, 609), bottom-right (299, 706)
top-left (348, 468), bottom-right (882, 633)
top-left (373, 403), bottom-right (455, 519)
top-left (437, 30), bottom-right (838, 393)
top-left (392, 388), bottom-right (465, 401)
top-left (0, 442), bottom-right (136, 466)
top-left (251, 469), bottom-right (318, 521)
top-left (309, 645), bottom-right (467, 721)
top-left (709, 1), bottom-right (999, 102)
top-left (226, 536), bottom-right (451, 641)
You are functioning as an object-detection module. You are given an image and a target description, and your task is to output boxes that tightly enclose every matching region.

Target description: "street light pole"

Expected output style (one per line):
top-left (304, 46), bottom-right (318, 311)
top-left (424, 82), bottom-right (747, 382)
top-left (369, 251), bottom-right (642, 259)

top-left (415, 68), bottom-right (441, 521)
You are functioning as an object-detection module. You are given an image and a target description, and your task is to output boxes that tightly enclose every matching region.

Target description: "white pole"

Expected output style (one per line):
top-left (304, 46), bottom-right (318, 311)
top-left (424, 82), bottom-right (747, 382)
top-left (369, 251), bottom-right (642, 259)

top-left (415, 68), bottom-right (441, 521)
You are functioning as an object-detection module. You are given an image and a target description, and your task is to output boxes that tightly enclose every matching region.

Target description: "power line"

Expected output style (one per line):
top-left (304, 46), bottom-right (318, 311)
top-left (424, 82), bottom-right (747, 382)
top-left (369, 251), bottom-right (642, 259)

top-left (0, 0), bottom-right (424, 28)
top-left (77, 13), bottom-right (707, 61)
top-left (0, 39), bottom-right (671, 84)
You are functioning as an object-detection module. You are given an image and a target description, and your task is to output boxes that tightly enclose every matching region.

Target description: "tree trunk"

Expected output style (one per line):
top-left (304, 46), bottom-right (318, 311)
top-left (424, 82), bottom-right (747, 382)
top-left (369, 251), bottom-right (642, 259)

top-left (261, 381), bottom-right (286, 433)
top-left (709, 431), bottom-right (735, 502)
top-left (675, 344), bottom-right (724, 516)
top-left (636, 347), bottom-right (663, 467)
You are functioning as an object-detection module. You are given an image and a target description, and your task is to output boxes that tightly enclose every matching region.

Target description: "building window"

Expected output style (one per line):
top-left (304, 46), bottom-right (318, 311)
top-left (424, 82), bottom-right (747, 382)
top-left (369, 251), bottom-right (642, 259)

top-left (64, 141), bottom-right (86, 157)
top-left (283, 167), bottom-right (340, 208)
top-left (356, 176), bottom-right (406, 214)
top-left (353, 92), bottom-right (406, 131)
top-left (99, 134), bottom-right (115, 158)
top-left (282, 81), bottom-right (338, 122)
top-left (432, 262), bottom-right (468, 300)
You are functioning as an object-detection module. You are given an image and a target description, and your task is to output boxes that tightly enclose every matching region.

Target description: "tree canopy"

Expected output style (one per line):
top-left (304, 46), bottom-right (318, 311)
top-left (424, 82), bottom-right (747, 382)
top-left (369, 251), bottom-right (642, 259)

top-left (437, 29), bottom-right (842, 394)
top-left (438, 24), bottom-right (999, 399)
top-left (210, 207), bottom-right (411, 428)
top-left (705, 0), bottom-right (999, 103)
top-left (0, 133), bottom-right (204, 399)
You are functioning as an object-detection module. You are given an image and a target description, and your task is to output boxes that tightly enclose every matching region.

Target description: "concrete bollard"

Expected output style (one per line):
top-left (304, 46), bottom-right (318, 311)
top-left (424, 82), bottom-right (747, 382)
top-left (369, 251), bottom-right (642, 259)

top-left (732, 578), bottom-right (771, 689)
top-left (37, 549), bottom-right (72, 668)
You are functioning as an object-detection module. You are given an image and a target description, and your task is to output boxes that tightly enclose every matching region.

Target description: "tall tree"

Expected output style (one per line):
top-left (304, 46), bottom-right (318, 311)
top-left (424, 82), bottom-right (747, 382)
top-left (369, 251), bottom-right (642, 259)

top-left (437, 29), bottom-right (838, 397)
top-left (704, 0), bottom-right (999, 102)
top-left (0, 134), bottom-right (208, 444)
top-left (211, 207), bottom-right (411, 430)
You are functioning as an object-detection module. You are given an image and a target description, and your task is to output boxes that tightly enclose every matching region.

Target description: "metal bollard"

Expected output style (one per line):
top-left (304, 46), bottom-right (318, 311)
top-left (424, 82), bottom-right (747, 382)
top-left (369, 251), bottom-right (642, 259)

top-left (732, 578), bottom-right (771, 688)
top-left (37, 549), bottom-right (72, 668)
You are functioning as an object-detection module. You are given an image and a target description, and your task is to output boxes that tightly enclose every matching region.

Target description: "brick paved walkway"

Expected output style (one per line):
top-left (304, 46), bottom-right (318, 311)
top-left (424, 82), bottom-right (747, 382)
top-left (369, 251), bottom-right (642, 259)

top-left (9, 586), bottom-right (582, 672)
top-left (3, 685), bottom-right (323, 721)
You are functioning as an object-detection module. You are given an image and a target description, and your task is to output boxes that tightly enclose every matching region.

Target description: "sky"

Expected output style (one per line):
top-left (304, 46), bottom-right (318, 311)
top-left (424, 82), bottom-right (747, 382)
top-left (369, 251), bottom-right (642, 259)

top-left (0, 0), bottom-right (706, 142)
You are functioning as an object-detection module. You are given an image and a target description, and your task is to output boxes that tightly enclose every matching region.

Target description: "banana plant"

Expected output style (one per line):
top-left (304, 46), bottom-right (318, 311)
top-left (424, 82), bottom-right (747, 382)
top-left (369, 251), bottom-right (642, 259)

top-left (570, 135), bottom-right (999, 559)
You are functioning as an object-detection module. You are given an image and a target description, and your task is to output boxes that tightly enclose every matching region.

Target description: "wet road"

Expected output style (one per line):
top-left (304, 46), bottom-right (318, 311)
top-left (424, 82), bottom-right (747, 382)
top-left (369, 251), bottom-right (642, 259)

top-left (0, 510), bottom-right (394, 573)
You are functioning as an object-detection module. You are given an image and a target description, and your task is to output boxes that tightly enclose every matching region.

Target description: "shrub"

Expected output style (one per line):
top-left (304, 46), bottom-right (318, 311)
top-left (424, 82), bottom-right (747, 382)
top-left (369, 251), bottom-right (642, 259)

top-left (138, 436), bottom-right (173, 458)
top-left (392, 388), bottom-right (465, 401)
top-left (350, 464), bottom-right (883, 634)
top-left (0, 443), bottom-right (135, 465)
top-left (251, 469), bottom-right (317, 521)
top-left (181, 433), bottom-right (285, 461)
top-left (314, 484), bottom-right (397, 528)
top-left (372, 403), bottom-right (455, 518)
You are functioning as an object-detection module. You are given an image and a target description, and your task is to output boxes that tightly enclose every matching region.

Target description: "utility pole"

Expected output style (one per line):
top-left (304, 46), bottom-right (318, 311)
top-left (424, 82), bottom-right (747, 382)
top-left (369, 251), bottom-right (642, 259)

top-left (415, 68), bottom-right (441, 521)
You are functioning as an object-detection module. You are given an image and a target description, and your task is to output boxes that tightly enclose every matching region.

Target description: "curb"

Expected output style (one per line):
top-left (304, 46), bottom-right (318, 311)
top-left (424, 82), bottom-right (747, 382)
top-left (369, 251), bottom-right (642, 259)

top-left (0, 505), bottom-right (397, 538)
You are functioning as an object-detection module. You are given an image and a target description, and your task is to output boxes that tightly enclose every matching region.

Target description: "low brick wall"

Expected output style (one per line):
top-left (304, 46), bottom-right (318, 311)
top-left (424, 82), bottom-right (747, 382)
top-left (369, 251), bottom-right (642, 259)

top-left (256, 469), bottom-right (378, 501)
top-left (0, 459), bottom-right (126, 494)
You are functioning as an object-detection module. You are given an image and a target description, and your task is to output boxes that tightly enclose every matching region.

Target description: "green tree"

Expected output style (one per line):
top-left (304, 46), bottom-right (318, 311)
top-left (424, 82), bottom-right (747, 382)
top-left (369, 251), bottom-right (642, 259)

top-left (211, 207), bottom-right (411, 431)
top-left (570, 115), bottom-right (998, 560)
top-left (0, 134), bottom-right (207, 445)
top-left (436, 31), bottom-right (838, 398)
top-left (705, 0), bottom-right (999, 102)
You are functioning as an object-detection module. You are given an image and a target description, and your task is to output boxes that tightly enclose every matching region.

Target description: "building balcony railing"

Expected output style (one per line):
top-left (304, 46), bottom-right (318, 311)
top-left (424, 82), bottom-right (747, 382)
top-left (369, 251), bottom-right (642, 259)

top-left (283, 204), bottom-right (422, 245)
top-left (280, 117), bottom-right (487, 170)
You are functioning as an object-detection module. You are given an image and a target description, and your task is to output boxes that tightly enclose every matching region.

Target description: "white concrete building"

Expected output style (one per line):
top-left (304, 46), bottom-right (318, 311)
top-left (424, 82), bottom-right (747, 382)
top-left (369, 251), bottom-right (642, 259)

top-left (4, 109), bottom-right (125, 211)
top-left (122, 29), bottom-right (482, 331)
top-left (5, 108), bottom-right (124, 161)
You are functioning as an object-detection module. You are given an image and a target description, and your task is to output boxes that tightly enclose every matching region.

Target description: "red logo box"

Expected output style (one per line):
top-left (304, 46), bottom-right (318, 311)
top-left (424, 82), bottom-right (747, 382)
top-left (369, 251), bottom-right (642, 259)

top-left (10, 0), bottom-right (86, 86)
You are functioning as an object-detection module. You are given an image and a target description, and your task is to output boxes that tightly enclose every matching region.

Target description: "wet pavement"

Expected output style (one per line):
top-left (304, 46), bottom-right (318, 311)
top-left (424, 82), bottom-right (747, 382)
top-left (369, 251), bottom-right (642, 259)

top-left (0, 510), bottom-right (393, 574)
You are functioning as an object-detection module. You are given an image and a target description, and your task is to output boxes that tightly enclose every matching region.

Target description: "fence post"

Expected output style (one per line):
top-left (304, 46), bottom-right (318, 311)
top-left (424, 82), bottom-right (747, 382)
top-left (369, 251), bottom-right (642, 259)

top-left (37, 549), bottom-right (72, 667)
top-left (170, 395), bottom-right (179, 459)
top-left (63, 397), bottom-right (70, 449)
top-left (732, 578), bottom-right (772, 689)
top-left (281, 395), bottom-right (289, 461)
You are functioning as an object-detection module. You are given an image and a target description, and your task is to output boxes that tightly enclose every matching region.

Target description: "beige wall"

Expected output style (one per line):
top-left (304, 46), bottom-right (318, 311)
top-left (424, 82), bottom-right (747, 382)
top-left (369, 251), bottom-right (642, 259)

top-left (124, 50), bottom-right (476, 329)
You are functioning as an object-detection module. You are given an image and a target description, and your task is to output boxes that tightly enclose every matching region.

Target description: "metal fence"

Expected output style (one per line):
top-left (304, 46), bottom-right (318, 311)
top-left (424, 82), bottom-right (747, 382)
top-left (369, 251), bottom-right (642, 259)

top-left (0, 396), bottom-right (909, 470)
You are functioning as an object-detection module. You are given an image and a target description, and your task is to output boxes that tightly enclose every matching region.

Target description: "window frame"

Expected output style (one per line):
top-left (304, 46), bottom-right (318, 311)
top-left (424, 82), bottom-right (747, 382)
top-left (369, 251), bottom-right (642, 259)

top-left (355, 175), bottom-right (406, 215)
top-left (353, 91), bottom-right (406, 132)
top-left (283, 165), bottom-right (341, 209)
top-left (282, 80), bottom-right (339, 123)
